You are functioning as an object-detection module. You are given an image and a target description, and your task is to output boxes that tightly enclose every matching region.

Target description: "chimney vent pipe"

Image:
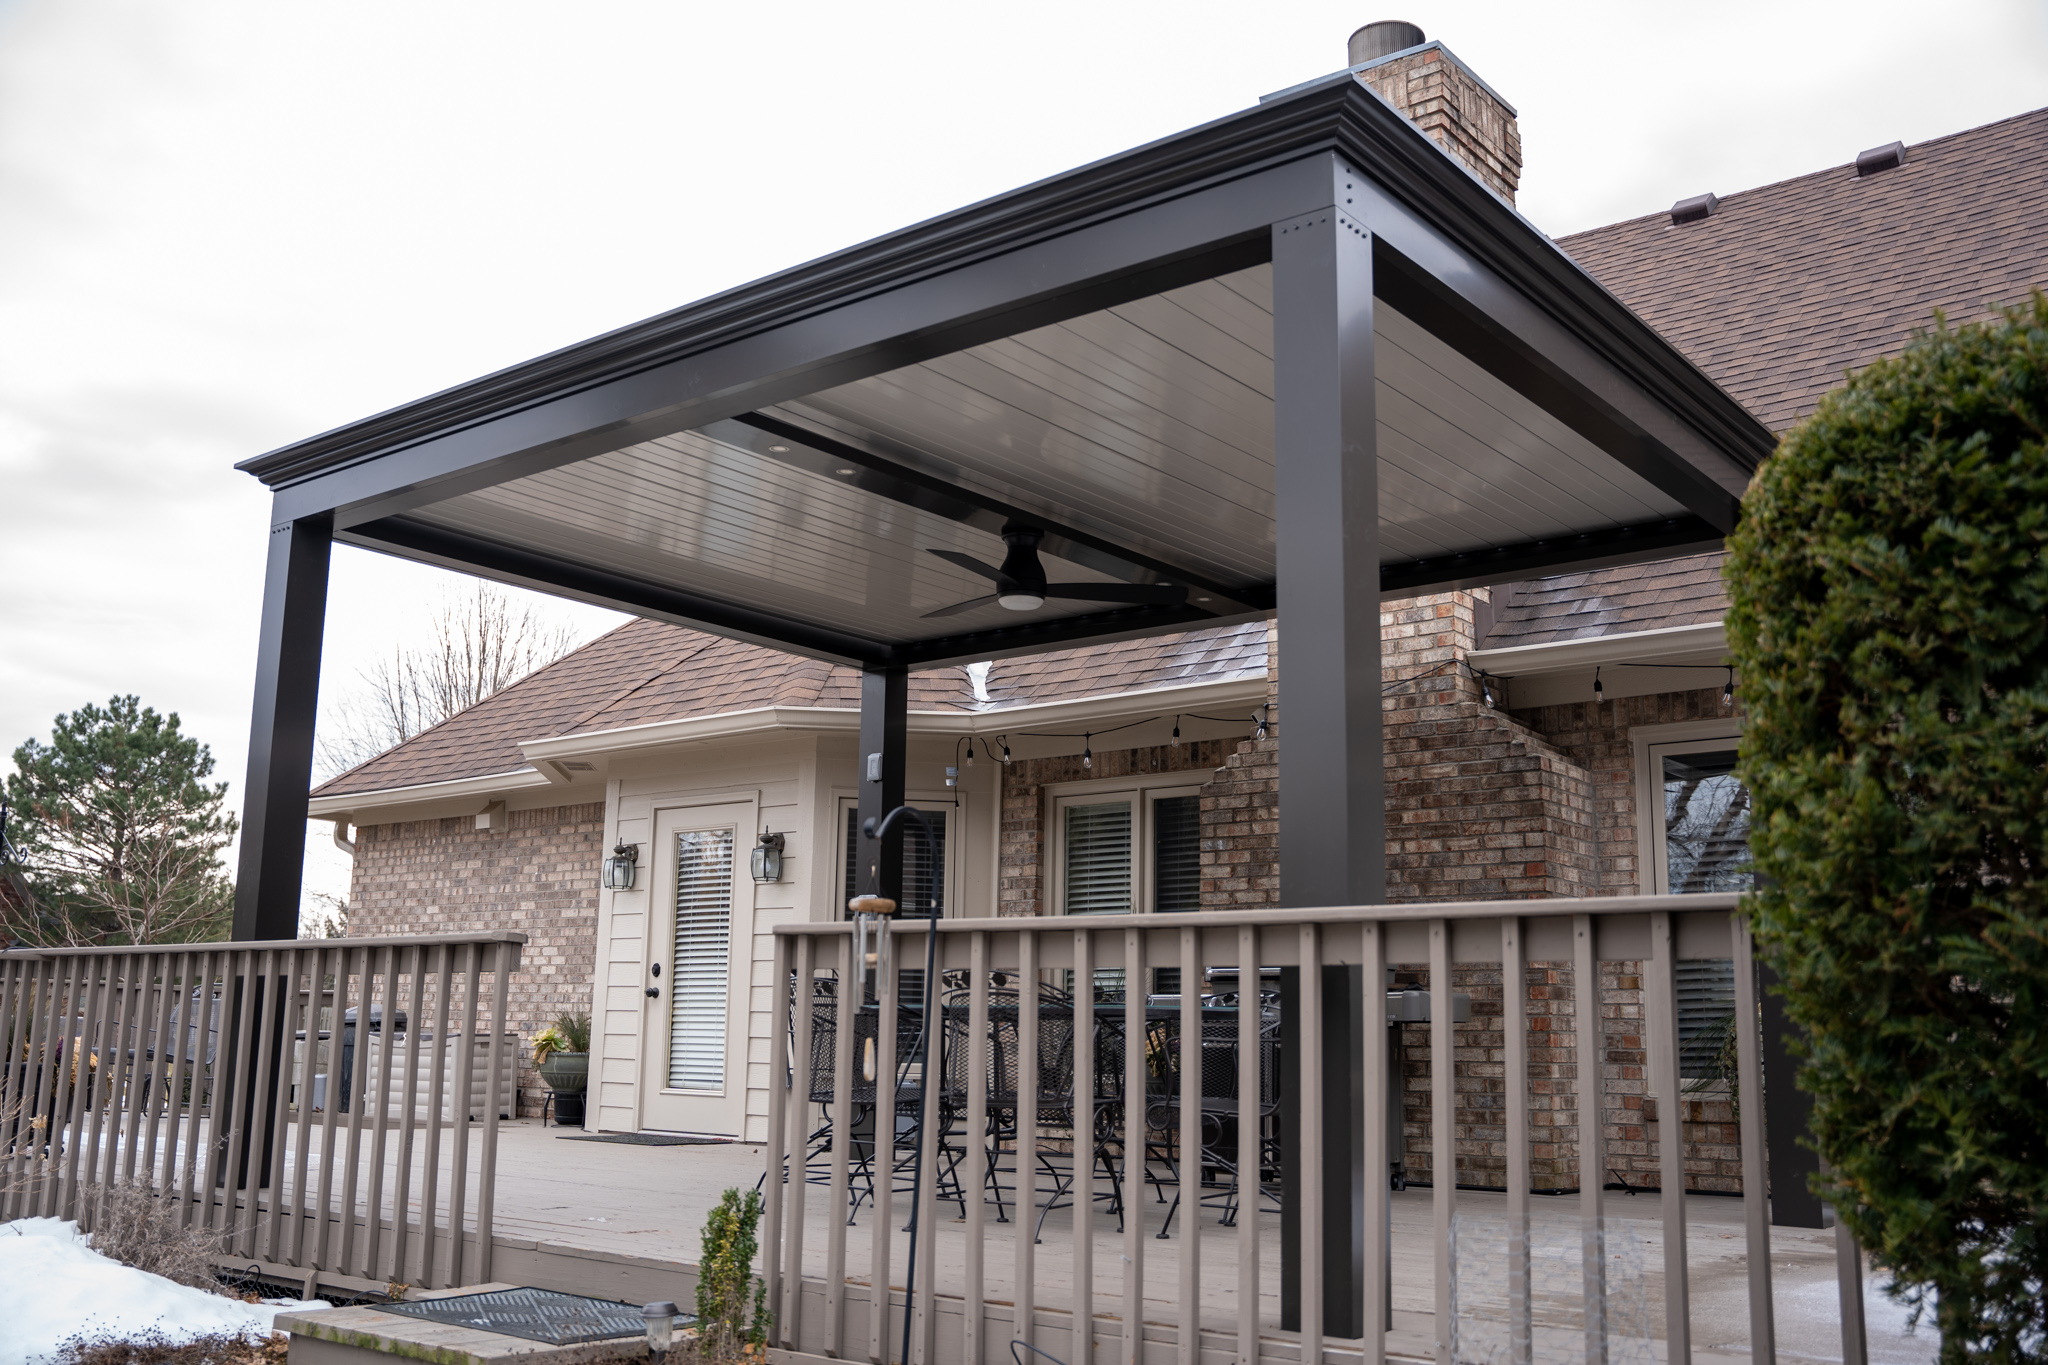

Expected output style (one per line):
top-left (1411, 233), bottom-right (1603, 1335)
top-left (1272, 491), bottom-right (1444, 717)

top-left (1348, 20), bottom-right (1426, 66)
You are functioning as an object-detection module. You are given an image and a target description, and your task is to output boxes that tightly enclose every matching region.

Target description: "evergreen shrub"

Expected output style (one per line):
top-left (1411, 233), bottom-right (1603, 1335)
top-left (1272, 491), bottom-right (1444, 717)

top-left (1725, 295), bottom-right (2048, 1360)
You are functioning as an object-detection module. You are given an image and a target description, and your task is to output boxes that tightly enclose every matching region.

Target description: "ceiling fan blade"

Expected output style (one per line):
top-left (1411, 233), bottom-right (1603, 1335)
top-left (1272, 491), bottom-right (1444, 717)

top-left (925, 548), bottom-right (1006, 583)
top-left (921, 594), bottom-right (1002, 619)
top-left (1043, 582), bottom-right (1189, 606)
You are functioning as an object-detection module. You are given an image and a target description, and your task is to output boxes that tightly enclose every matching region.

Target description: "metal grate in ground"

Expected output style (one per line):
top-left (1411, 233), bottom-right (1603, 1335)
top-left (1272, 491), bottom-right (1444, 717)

top-left (373, 1287), bottom-right (683, 1345)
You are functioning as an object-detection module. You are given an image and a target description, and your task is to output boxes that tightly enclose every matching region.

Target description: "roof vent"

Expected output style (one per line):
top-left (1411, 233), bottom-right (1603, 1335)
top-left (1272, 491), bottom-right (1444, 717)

top-left (1348, 20), bottom-right (1426, 65)
top-left (1670, 192), bottom-right (1719, 226)
top-left (1856, 140), bottom-right (1907, 176)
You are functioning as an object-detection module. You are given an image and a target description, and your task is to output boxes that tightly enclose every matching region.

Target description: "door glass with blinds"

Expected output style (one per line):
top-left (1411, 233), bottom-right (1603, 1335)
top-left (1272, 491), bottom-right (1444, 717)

top-left (669, 828), bottom-right (736, 1091)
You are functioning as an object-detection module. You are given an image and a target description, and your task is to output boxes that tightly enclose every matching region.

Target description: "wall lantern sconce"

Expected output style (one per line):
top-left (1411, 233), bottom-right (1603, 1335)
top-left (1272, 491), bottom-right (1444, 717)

top-left (602, 841), bottom-right (640, 890)
top-left (750, 830), bottom-right (786, 883)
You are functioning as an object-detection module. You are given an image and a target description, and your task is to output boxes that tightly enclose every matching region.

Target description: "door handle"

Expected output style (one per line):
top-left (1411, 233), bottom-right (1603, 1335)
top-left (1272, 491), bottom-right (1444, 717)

top-left (646, 985), bottom-right (661, 999)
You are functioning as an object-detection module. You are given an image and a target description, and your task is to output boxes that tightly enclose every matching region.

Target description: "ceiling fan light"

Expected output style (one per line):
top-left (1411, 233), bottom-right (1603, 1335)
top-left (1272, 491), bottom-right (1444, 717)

top-left (997, 592), bottom-right (1044, 611)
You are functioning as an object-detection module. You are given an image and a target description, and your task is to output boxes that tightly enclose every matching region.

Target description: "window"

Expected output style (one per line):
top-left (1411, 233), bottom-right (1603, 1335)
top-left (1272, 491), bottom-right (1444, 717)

top-left (669, 828), bottom-right (735, 1091)
top-left (1048, 782), bottom-right (1203, 998)
top-left (842, 806), bottom-right (947, 918)
top-left (1634, 723), bottom-right (1751, 1084)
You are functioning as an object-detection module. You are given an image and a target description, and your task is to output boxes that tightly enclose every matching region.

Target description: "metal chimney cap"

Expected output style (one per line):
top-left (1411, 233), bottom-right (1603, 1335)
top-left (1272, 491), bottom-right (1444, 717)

top-left (1348, 20), bottom-right (1426, 66)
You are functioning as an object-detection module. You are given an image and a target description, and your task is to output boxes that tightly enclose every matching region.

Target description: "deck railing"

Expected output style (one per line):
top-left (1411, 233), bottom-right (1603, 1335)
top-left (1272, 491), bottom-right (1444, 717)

top-left (0, 933), bottom-right (522, 1294)
top-left (763, 895), bottom-right (1869, 1365)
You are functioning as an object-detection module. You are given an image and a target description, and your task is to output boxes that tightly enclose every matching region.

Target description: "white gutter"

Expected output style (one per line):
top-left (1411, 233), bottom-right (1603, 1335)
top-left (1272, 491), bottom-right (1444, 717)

top-left (308, 766), bottom-right (553, 819)
top-left (517, 674), bottom-right (1270, 765)
top-left (1466, 621), bottom-right (1727, 676)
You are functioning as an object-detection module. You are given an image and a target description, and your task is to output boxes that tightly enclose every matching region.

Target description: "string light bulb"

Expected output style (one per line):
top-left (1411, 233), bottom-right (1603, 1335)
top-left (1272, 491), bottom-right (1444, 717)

top-left (1081, 734), bottom-right (1093, 770)
top-left (1593, 667), bottom-right (1604, 702)
top-left (1254, 707), bottom-right (1269, 742)
top-left (1722, 668), bottom-right (1735, 710)
top-left (1479, 673), bottom-right (1496, 709)
top-left (1000, 739), bottom-right (1012, 764)
top-left (1171, 716), bottom-right (1181, 745)
top-left (965, 741), bottom-right (975, 768)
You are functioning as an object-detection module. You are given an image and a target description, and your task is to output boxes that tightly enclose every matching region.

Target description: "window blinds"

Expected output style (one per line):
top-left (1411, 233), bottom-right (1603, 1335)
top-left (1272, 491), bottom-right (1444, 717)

top-left (1063, 801), bottom-right (1133, 915)
top-left (1676, 958), bottom-right (1738, 1079)
top-left (1152, 795), bottom-right (1201, 913)
top-left (841, 807), bottom-right (946, 917)
top-left (668, 828), bottom-right (735, 1091)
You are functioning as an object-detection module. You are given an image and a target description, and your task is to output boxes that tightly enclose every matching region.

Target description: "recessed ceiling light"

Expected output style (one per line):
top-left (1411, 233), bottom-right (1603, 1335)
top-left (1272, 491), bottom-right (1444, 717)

top-left (1195, 596), bottom-right (1211, 603)
top-left (836, 468), bottom-right (856, 476)
top-left (767, 444), bottom-right (789, 453)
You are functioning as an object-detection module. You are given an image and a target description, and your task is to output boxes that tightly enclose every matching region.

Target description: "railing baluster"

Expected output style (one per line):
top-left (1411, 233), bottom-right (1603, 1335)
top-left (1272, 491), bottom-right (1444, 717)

top-left (779, 933), bottom-right (812, 1347)
top-left (1121, 926), bottom-right (1146, 1365)
top-left (391, 947), bottom-right (428, 1284)
top-left (63, 949), bottom-right (107, 1223)
top-left (298, 946), bottom-right (340, 1273)
top-left (1647, 910), bottom-right (1691, 1363)
top-left (336, 946), bottom-right (376, 1277)
top-left (912, 923), bottom-right (941, 1365)
top-left (764, 932), bottom-right (792, 1346)
top-left (445, 944), bottom-right (481, 1285)
top-left (0, 959), bottom-right (24, 1222)
top-left (114, 954), bottom-right (154, 1189)
top-left (1835, 1217), bottom-right (1869, 1365)
top-left (1572, 914), bottom-right (1606, 1365)
top-left (1429, 918), bottom-right (1453, 1365)
top-left (420, 943), bottom-right (454, 1288)
top-left (1729, 914), bottom-right (1775, 1362)
top-left (239, 947), bottom-right (285, 1259)
top-left (869, 917), bottom-right (897, 1365)
top-left (1175, 925), bottom-right (1199, 1365)
top-left (1014, 929), bottom-right (1039, 1364)
top-left (266, 948), bottom-right (308, 1266)
top-left (364, 944), bottom-right (401, 1280)
top-left (1361, 919), bottom-right (1388, 1365)
top-left (1299, 923), bottom-right (1323, 1365)
top-left (143, 952), bottom-right (184, 1198)
top-left (1503, 916), bottom-right (1531, 1365)
top-left (88, 954), bottom-right (132, 1220)
top-left (1234, 924), bottom-right (1257, 1365)
top-left (476, 941), bottom-right (513, 1285)
top-left (0, 957), bottom-right (37, 1221)
top-left (174, 952), bottom-right (214, 1230)
top-left (1072, 926), bottom-right (1095, 1365)
top-left (965, 930), bottom-right (989, 1365)
top-left (824, 932), bottom-right (856, 1359)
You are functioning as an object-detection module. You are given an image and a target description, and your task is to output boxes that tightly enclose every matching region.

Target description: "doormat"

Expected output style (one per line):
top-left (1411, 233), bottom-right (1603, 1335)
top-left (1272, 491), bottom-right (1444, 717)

top-left (374, 1286), bottom-right (689, 1345)
top-left (558, 1132), bottom-right (728, 1146)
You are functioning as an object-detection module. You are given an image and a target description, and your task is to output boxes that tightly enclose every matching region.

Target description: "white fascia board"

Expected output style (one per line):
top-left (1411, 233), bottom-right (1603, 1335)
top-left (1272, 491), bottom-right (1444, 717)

top-left (1466, 621), bottom-right (1727, 676)
top-left (517, 674), bottom-right (1270, 766)
top-left (307, 767), bottom-right (554, 820)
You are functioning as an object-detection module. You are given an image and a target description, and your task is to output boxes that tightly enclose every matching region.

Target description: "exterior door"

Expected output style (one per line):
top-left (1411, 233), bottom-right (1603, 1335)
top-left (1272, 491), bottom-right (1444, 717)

top-left (641, 802), bottom-right (752, 1135)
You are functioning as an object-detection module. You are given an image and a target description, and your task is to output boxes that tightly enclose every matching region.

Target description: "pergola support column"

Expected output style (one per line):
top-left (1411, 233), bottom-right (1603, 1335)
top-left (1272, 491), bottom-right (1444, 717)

top-left (856, 665), bottom-right (909, 908)
top-left (1271, 181), bottom-right (1383, 1339)
top-left (233, 509), bottom-right (332, 942)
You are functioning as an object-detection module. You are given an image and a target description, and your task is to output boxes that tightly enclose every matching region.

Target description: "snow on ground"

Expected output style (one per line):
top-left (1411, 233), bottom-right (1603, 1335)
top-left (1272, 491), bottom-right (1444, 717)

top-left (0, 1218), bottom-right (327, 1365)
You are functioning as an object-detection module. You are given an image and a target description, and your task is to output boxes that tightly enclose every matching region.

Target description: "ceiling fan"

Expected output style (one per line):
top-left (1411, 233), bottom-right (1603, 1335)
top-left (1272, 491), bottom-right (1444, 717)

top-left (922, 523), bottom-right (1187, 618)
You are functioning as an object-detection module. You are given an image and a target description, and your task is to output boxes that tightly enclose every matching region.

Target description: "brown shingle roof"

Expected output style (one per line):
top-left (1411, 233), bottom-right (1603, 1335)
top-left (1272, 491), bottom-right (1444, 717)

top-left (313, 619), bottom-right (1268, 798)
top-left (1557, 107), bottom-right (2048, 435)
top-left (1496, 108), bottom-right (2048, 645)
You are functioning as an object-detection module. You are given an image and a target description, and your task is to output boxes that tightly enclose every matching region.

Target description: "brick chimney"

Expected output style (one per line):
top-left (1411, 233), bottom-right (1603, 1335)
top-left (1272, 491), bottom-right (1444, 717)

top-left (1346, 20), bottom-right (1523, 203)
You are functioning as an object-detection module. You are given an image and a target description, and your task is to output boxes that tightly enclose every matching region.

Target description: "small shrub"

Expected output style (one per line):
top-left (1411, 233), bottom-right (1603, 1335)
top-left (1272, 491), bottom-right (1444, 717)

top-left (54, 1330), bottom-right (285, 1365)
top-left (1726, 293), bottom-right (2048, 1361)
top-left (695, 1188), bottom-right (770, 1365)
top-left (87, 1180), bottom-right (226, 1290)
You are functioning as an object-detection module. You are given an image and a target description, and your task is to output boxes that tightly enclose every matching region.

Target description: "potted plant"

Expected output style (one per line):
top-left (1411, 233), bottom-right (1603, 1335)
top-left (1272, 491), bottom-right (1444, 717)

top-left (529, 1012), bottom-right (591, 1126)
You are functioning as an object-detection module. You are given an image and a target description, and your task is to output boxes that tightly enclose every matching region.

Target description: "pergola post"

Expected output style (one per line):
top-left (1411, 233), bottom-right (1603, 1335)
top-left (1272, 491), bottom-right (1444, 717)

top-left (1271, 171), bottom-right (1383, 1339)
top-left (233, 509), bottom-right (332, 942)
top-left (856, 665), bottom-right (909, 908)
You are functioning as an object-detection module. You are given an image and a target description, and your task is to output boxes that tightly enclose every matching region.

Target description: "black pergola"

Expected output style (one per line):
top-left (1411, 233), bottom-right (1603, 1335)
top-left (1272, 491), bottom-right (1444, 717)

top-left (232, 66), bottom-right (1771, 1323)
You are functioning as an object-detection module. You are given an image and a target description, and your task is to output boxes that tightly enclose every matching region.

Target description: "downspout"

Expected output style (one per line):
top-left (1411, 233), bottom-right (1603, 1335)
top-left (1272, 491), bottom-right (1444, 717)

top-left (331, 819), bottom-right (356, 857)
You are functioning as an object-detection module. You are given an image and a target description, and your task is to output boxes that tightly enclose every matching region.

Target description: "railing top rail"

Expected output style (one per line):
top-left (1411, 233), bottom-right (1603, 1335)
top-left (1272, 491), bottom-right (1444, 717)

top-left (0, 930), bottom-right (530, 960)
top-left (771, 892), bottom-right (1740, 937)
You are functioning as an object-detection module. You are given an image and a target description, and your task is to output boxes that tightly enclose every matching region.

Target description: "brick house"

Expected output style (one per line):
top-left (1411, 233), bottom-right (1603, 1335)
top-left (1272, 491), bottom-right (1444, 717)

top-left (308, 47), bottom-right (2048, 1186)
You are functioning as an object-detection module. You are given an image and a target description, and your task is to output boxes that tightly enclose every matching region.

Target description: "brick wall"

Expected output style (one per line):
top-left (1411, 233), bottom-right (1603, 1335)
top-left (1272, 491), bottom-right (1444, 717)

top-left (348, 801), bottom-right (605, 1116)
top-left (1354, 47), bottom-right (1523, 202)
top-left (1510, 687), bottom-right (1743, 894)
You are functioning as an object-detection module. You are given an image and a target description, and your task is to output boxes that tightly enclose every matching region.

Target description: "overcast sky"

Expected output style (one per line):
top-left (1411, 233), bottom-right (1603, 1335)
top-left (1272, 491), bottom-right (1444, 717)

top-left (3, 0), bottom-right (2046, 921)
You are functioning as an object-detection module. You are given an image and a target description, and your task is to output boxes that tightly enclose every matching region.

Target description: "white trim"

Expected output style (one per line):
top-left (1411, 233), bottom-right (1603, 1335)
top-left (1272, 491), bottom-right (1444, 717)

top-left (1631, 718), bottom-right (1745, 896)
top-left (1468, 622), bottom-right (1727, 676)
top-left (307, 767), bottom-right (554, 818)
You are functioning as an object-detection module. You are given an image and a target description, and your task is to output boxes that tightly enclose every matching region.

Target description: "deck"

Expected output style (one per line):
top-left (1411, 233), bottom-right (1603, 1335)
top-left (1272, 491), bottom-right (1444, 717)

top-left (477, 1120), bottom-right (1933, 1365)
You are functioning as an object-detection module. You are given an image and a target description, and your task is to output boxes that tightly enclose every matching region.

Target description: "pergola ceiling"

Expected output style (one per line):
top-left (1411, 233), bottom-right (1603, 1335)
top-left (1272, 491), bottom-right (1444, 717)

top-left (409, 265), bottom-right (1691, 650)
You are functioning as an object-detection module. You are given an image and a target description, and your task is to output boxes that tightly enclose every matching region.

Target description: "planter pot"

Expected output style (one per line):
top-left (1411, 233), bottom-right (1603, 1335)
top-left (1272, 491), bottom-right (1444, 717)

top-left (538, 1050), bottom-right (588, 1094)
